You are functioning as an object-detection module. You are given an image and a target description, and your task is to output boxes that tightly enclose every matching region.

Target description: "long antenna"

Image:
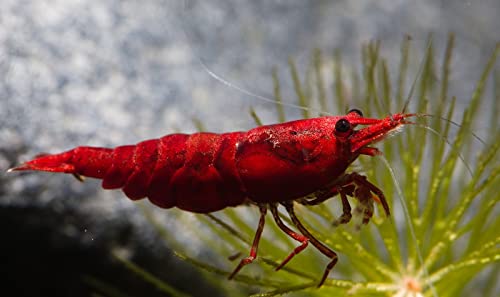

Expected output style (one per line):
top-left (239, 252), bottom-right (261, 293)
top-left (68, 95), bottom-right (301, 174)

top-left (379, 155), bottom-right (439, 297)
top-left (420, 114), bottom-right (487, 146)
top-left (402, 37), bottom-right (433, 114)
top-left (197, 59), bottom-right (331, 115)
top-left (394, 35), bottom-right (440, 297)
top-left (180, 0), bottom-right (333, 117)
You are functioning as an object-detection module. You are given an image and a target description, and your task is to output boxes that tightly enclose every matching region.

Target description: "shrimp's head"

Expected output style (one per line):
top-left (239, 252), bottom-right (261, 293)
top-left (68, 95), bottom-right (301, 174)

top-left (333, 109), bottom-right (416, 156)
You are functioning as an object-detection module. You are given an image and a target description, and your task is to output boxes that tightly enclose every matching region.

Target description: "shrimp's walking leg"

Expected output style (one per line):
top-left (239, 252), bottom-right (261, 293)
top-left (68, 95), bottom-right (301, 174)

top-left (332, 188), bottom-right (353, 226)
top-left (351, 172), bottom-right (390, 217)
top-left (283, 202), bottom-right (338, 288)
top-left (302, 172), bottom-right (389, 225)
top-left (353, 183), bottom-right (375, 225)
top-left (228, 204), bottom-right (267, 279)
top-left (269, 204), bottom-right (309, 270)
top-left (299, 184), bottom-right (355, 226)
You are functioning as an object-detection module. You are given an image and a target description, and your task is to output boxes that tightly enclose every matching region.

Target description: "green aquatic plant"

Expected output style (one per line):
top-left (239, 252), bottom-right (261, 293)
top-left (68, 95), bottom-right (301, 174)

top-left (106, 35), bottom-right (499, 297)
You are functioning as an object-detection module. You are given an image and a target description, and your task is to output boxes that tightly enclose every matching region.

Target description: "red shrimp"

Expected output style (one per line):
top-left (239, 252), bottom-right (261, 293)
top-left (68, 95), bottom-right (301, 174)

top-left (8, 108), bottom-right (415, 287)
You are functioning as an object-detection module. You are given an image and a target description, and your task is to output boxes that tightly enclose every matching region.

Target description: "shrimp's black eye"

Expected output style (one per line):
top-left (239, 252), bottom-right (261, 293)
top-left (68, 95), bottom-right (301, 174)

top-left (335, 119), bottom-right (351, 133)
top-left (348, 108), bottom-right (363, 117)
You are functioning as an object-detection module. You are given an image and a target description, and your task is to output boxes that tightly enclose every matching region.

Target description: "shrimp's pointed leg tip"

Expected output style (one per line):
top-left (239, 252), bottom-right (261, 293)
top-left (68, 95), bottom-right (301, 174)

top-left (72, 173), bottom-right (85, 182)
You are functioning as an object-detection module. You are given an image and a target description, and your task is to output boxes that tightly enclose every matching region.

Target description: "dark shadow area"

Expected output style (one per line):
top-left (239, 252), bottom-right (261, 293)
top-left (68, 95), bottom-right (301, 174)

top-left (0, 205), bottom-right (224, 297)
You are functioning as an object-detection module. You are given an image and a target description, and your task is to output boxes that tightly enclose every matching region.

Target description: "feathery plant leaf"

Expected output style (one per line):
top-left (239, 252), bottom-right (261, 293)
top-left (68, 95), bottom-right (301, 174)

top-left (120, 37), bottom-right (499, 296)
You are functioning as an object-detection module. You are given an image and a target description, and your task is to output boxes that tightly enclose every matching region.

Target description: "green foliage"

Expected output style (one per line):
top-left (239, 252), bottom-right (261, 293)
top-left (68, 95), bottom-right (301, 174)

top-left (115, 36), bottom-right (499, 296)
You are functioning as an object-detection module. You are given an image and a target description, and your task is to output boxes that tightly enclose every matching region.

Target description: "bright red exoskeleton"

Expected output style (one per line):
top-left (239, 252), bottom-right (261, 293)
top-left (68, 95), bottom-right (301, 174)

top-left (9, 109), bottom-right (415, 287)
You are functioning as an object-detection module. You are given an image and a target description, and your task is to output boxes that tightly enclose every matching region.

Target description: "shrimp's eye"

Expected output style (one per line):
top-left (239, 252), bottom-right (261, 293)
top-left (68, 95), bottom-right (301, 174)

top-left (348, 108), bottom-right (363, 117)
top-left (335, 119), bottom-right (351, 134)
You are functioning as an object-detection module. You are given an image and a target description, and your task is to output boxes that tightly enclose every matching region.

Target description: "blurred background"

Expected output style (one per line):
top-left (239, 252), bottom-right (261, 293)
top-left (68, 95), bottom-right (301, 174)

top-left (0, 0), bottom-right (498, 296)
